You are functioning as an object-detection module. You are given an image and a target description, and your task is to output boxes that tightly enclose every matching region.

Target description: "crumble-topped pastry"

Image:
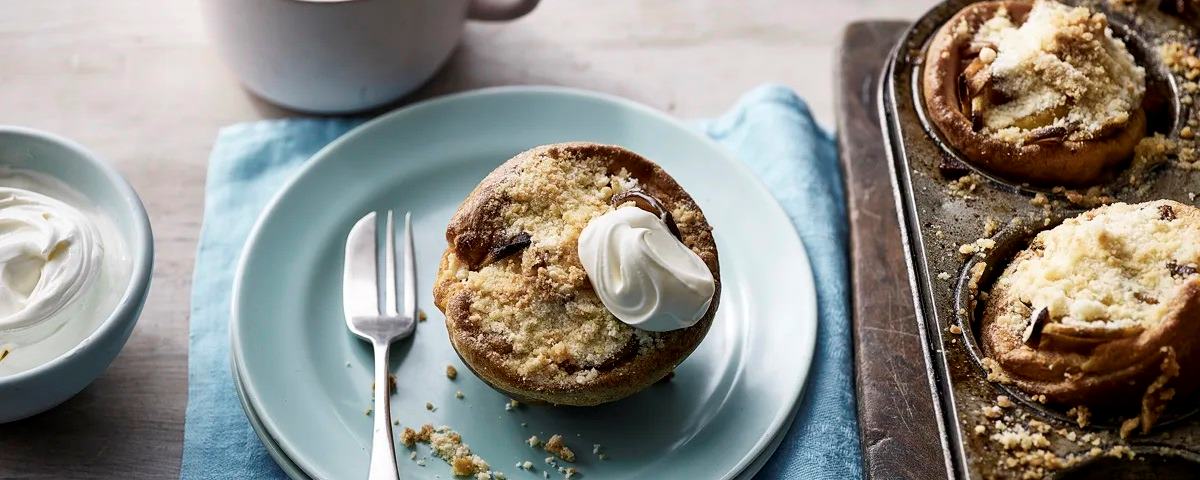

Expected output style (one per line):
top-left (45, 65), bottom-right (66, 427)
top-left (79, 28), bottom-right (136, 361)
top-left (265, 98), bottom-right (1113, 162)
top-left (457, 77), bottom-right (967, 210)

top-left (922, 0), bottom-right (1148, 185)
top-left (433, 143), bottom-right (720, 406)
top-left (981, 200), bottom-right (1200, 433)
top-left (970, 1), bottom-right (1145, 144)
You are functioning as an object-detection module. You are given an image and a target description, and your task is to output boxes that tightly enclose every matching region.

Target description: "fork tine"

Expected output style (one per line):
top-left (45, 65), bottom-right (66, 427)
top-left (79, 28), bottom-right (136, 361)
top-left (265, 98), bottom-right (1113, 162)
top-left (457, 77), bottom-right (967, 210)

top-left (383, 210), bottom-right (398, 316)
top-left (402, 212), bottom-right (417, 320)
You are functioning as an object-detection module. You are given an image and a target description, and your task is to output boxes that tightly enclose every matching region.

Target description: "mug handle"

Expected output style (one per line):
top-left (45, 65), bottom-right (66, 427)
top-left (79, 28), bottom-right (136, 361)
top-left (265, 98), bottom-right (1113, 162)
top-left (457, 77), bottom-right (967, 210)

top-left (467, 0), bottom-right (540, 21)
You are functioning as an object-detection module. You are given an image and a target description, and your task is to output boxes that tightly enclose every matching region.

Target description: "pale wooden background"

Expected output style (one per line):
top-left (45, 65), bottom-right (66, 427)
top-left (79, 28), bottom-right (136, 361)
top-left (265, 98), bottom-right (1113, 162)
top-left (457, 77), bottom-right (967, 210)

top-left (0, 1), bottom-right (934, 478)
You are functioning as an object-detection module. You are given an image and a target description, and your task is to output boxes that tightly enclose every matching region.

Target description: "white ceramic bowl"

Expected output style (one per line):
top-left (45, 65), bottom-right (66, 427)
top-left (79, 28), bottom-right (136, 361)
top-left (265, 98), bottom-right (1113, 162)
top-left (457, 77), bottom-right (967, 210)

top-left (0, 126), bottom-right (153, 423)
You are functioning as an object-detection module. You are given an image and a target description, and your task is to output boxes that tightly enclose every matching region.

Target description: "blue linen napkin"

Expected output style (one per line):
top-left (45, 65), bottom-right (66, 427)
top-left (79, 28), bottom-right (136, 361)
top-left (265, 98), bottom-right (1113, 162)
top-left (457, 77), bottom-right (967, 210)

top-left (180, 85), bottom-right (860, 479)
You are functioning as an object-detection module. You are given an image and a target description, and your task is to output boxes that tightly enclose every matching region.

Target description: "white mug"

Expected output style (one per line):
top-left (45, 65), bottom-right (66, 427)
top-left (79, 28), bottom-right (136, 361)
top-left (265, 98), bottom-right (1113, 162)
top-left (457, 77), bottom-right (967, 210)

top-left (202, 0), bottom-right (539, 113)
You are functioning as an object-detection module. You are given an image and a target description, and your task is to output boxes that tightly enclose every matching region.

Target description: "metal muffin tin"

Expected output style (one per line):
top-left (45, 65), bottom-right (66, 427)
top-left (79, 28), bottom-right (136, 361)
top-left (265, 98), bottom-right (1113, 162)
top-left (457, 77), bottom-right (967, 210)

top-left (879, 0), bottom-right (1200, 478)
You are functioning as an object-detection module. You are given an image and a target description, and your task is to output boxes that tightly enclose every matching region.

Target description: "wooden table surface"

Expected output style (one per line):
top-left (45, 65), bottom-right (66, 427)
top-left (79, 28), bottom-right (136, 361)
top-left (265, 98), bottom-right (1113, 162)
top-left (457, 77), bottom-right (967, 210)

top-left (0, 1), bottom-right (935, 477)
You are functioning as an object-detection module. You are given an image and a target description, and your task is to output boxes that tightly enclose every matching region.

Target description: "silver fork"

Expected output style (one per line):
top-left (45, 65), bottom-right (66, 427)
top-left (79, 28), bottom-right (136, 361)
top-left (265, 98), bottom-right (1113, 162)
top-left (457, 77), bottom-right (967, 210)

top-left (343, 210), bottom-right (417, 480)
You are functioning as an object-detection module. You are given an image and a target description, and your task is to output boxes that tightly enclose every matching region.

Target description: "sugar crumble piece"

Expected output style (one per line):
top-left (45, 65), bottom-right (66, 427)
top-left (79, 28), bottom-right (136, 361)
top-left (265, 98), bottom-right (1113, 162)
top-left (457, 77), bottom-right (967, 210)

top-left (996, 396), bottom-right (1013, 408)
top-left (1067, 406), bottom-right (1091, 428)
top-left (365, 408), bottom-right (373, 417)
top-left (371, 374), bottom-right (397, 397)
top-left (418, 309), bottom-right (428, 322)
top-left (455, 390), bottom-right (465, 399)
top-left (527, 435), bottom-right (542, 448)
top-left (446, 365), bottom-right (458, 380)
top-left (505, 399), bottom-right (520, 411)
top-left (937, 272), bottom-right (952, 281)
top-left (949, 324), bottom-right (963, 335)
top-left (401, 423), bottom-right (495, 478)
top-left (426, 402), bottom-right (437, 412)
top-left (543, 434), bottom-right (576, 462)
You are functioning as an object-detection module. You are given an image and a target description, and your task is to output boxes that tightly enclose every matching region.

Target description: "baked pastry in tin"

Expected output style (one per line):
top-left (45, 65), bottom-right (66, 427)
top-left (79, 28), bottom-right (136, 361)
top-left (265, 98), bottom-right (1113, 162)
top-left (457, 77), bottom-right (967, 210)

top-left (981, 200), bottom-right (1200, 432)
top-left (922, 0), bottom-right (1147, 185)
top-left (433, 143), bottom-right (720, 406)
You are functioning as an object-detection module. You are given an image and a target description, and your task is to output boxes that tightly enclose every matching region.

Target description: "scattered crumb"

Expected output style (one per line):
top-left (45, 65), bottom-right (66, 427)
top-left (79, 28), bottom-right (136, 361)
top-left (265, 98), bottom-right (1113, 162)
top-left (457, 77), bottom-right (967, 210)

top-left (455, 390), bottom-right (465, 400)
top-left (345, 361), bottom-right (351, 368)
top-left (996, 396), bottom-right (1013, 408)
top-left (974, 424), bottom-right (987, 435)
top-left (959, 238), bottom-right (996, 255)
top-left (1067, 406), bottom-right (1091, 428)
top-left (519, 461), bottom-right (534, 470)
top-left (426, 402), bottom-right (437, 412)
top-left (938, 271), bottom-right (952, 281)
top-left (1119, 417), bottom-right (1140, 440)
top-left (372, 375), bottom-right (397, 396)
top-left (949, 324), bottom-right (963, 335)
top-left (365, 408), bottom-right (373, 417)
top-left (947, 173), bottom-right (983, 198)
top-left (505, 399), bottom-right (520, 411)
top-left (418, 309), bottom-right (428, 322)
top-left (527, 435), bottom-right (542, 448)
top-left (400, 424), bottom-right (496, 478)
top-left (543, 434), bottom-right (576, 462)
top-left (446, 365), bottom-right (458, 380)
top-left (982, 216), bottom-right (1000, 236)
top-left (394, 420), bottom-right (400, 426)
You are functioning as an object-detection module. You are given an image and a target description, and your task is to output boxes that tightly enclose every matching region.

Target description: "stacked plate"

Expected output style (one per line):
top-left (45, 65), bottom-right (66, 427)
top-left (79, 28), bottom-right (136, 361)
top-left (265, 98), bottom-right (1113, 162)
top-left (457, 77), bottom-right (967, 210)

top-left (230, 87), bottom-right (817, 479)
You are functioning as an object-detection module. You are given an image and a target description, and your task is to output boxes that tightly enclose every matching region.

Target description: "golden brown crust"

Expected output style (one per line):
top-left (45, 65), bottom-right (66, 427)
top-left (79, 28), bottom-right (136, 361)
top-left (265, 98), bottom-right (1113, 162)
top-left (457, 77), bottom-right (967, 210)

top-left (921, 0), bottom-right (1147, 186)
top-left (981, 201), bottom-right (1200, 430)
top-left (433, 143), bottom-right (720, 406)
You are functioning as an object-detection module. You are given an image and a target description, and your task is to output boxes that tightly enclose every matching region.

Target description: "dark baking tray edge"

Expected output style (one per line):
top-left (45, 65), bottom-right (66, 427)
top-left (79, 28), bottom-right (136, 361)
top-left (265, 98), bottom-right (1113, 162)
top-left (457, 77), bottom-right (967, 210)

top-left (878, 31), bottom-right (966, 479)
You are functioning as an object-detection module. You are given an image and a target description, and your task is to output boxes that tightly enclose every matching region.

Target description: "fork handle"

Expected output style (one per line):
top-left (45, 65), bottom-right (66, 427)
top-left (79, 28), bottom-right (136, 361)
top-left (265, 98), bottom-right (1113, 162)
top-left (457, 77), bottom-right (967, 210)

top-left (368, 341), bottom-right (400, 480)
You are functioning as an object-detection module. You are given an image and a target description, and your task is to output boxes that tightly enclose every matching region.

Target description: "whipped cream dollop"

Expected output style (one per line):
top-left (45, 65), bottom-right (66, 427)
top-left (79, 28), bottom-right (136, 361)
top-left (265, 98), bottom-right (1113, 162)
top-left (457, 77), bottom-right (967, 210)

top-left (578, 207), bottom-right (715, 332)
top-left (0, 168), bottom-right (127, 377)
top-left (0, 187), bottom-right (102, 332)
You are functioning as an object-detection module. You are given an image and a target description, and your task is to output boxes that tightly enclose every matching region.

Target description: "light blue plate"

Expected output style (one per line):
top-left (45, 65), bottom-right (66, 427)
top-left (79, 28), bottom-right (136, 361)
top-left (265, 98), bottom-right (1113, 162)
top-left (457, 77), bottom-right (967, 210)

top-left (232, 87), bottom-right (817, 480)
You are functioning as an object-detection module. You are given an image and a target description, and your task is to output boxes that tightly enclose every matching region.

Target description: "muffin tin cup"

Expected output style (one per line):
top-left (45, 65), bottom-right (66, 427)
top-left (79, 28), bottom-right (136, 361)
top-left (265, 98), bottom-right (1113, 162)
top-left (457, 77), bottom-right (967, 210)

top-left (909, 3), bottom-right (1186, 195)
top-left (881, 0), bottom-right (1200, 477)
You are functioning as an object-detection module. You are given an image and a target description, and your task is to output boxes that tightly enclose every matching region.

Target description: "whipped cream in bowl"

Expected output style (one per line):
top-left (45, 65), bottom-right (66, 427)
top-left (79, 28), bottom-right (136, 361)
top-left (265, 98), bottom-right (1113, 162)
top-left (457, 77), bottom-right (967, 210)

top-left (0, 127), bottom-right (151, 423)
top-left (0, 187), bottom-right (104, 337)
top-left (0, 169), bottom-right (128, 374)
top-left (578, 206), bottom-right (716, 332)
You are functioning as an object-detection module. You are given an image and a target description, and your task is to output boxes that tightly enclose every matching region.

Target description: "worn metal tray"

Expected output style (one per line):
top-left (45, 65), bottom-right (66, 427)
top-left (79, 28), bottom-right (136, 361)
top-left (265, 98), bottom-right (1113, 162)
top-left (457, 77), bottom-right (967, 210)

top-left (879, 0), bottom-right (1200, 478)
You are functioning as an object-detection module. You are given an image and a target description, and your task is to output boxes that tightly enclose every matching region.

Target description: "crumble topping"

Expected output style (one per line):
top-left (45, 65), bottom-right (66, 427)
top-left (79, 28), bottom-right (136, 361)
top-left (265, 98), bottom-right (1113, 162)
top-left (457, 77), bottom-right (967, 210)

top-left (968, 1), bottom-right (1145, 144)
top-left (440, 148), bottom-right (684, 383)
top-left (998, 201), bottom-right (1199, 329)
